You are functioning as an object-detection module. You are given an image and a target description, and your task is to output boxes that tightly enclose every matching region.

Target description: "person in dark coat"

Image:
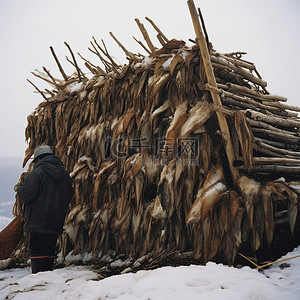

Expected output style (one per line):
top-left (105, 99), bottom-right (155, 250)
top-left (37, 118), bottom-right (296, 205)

top-left (15, 145), bottom-right (73, 273)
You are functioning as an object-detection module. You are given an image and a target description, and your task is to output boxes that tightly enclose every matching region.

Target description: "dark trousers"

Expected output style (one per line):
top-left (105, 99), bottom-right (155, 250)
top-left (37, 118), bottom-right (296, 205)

top-left (30, 232), bottom-right (58, 274)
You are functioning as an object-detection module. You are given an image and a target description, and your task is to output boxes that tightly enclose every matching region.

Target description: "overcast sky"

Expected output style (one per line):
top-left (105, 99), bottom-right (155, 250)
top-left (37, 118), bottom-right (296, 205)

top-left (0, 0), bottom-right (299, 160)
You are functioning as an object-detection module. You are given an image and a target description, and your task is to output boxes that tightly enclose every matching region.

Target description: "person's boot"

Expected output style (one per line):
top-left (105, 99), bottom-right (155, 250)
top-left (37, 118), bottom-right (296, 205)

top-left (31, 258), bottom-right (54, 274)
top-left (45, 257), bottom-right (54, 271)
top-left (31, 258), bottom-right (42, 274)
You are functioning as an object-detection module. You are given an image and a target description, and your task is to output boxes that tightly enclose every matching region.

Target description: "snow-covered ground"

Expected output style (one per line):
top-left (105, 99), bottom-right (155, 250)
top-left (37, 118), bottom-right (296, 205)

top-left (1, 158), bottom-right (299, 299)
top-left (0, 247), bottom-right (299, 300)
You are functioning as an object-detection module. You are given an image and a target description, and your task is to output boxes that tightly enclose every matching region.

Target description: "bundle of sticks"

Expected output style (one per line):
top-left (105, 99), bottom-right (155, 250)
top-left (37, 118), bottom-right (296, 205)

top-left (13, 0), bottom-right (300, 270)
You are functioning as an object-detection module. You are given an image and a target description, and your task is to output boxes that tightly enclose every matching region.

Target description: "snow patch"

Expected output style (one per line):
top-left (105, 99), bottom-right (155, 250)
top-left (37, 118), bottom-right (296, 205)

top-left (85, 126), bottom-right (97, 139)
top-left (277, 177), bottom-right (286, 182)
top-left (1, 247), bottom-right (300, 299)
top-left (67, 81), bottom-right (83, 93)
top-left (162, 55), bottom-right (174, 69)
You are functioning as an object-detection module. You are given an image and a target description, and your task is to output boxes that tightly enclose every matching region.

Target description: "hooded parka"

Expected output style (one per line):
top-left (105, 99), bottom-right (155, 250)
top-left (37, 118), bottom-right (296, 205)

top-left (19, 155), bottom-right (73, 234)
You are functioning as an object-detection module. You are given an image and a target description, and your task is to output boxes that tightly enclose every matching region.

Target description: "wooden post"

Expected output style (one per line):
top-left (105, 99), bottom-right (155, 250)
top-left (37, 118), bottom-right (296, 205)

top-left (187, 0), bottom-right (239, 184)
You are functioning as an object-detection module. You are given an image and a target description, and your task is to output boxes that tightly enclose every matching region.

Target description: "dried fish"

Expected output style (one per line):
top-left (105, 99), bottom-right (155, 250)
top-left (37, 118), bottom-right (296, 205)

top-left (13, 5), bottom-right (300, 273)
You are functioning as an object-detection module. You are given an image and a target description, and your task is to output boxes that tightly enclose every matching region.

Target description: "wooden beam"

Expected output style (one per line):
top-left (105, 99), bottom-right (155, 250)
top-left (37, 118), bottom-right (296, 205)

top-left (245, 109), bottom-right (300, 128)
top-left (187, 0), bottom-right (238, 185)
top-left (226, 83), bottom-right (287, 102)
top-left (211, 55), bottom-right (267, 87)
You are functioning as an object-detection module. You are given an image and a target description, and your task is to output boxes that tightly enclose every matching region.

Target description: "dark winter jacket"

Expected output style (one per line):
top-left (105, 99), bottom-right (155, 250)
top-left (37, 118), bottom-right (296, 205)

top-left (19, 155), bottom-right (73, 234)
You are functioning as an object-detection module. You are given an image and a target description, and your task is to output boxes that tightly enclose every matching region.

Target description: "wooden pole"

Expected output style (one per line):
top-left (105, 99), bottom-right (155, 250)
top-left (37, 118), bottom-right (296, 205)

top-left (145, 17), bottom-right (169, 43)
top-left (64, 42), bottom-right (83, 82)
top-left (50, 46), bottom-right (68, 81)
top-left (42, 67), bottom-right (63, 91)
top-left (256, 254), bottom-right (300, 270)
top-left (133, 36), bottom-right (151, 54)
top-left (31, 70), bottom-right (54, 85)
top-left (92, 37), bottom-right (119, 70)
top-left (78, 52), bottom-right (107, 75)
top-left (197, 7), bottom-right (210, 48)
top-left (238, 253), bottom-right (263, 270)
top-left (27, 79), bottom-right (48, 101)
top-left (89, 42), bottom-right (113, 72)
top-left (226, 83), bottom-right (287, 102)
top-left (135, 18), bottom-right (156, 53)
top-left (211, 56), bottom-right (267, 87)
top-left (109, 32), bottom-right (138, 62)
top-left (156, 34), bottom-right (166, 46)
top-left (187, 0), bottom-right (238, 185)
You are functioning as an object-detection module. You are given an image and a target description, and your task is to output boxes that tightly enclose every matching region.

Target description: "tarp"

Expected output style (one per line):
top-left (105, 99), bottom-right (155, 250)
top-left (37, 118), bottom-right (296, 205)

top-left (0, 216), bottom-right (23, 260)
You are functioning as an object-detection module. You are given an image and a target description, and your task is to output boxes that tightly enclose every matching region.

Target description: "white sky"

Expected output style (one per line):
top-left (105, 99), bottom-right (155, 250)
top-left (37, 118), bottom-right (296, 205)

top-left (0, 0), bottom-right (299, 158)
